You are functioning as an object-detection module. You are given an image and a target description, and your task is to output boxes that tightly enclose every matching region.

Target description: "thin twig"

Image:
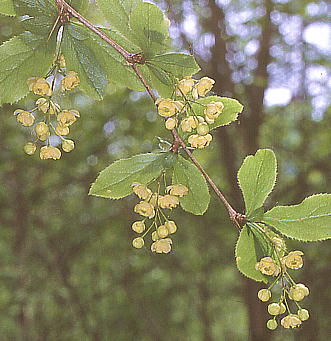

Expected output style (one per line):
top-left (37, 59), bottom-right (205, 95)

top-left (54, 0), bottom-right (246, 228)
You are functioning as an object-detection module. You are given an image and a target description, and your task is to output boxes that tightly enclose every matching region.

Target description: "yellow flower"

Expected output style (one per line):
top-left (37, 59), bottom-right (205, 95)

top-left (176, 77), bottom-right (195, 96)
top-left (165, 221), bottom-right (177, 234)
top-left (194, 77), bottom-right (215, 97)
top-left (281, 314), bottom-right (302, 329)
top-left (132, 183), bottom-right (152, 200)
top-left (15, 110), bottom-right (35, 127)
top-left (196, 122), bottom-right (210, 135)
top-left (167, 184), bottom-right (189, 197)
top-left (60, 71), bottom-right (80, 91)
top-left (158, 194), bottom-right (179, 209)
top-left (204, 101), bottom-right (224, 120)
top-left (165, 117), bottom-right (177, 130)
top-left (132, 221), bottom-right (146, 233)
top-left (288, 284), bottom-right (309, 301)
top-left (23, 142), bottom-right (37, 155)
top-left (27, 77), bottom-right (52, 96)
top-left (55, 124), bottom-right (70, 136)
top-left (255, 257), bottom-right (280, 276)
top-left (157, 225), bottom-right (169, 238)
top-left (257, 289), bottom-right (271, 302)
top-left (134, 201), bottom-right (155, 218)
top-left (132, 237), bottom-right (144, 249)
top-left (156, 98), bottom-right (177, 117)
top-left (181, 116), bottom-right (198, 132)
top-left (35, 122), bottom-right (49, 137)
top-left (268, 303), bottom-right (282, 315)
top-left (282, 251), bottom-right (304, 269)
top-left (151, 238), bottom-right (172, 254)
top-left (297, 309), bottom-right (309, 321)
top-left (36, 98), bottom-right (57, 114)
top-left (62, 139), bottom-right (75, 152)
top-left (57, 110), bottom-right (79, 126)
top-left (188, 134), bottom-right (212, 149)
top-left (39, 146), bottom-right (61, 160)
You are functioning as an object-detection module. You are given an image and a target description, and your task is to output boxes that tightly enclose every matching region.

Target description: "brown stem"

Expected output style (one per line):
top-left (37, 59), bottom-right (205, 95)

top-left (54, 0), bottom-right (246, 229)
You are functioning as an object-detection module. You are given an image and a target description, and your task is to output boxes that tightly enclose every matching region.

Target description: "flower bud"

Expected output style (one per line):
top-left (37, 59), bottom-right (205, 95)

top-left (297, 309), bottom-right (309, 321)
top-left (157, 225), bottom-right (169, 238)
top-left (23, 142), bottom-right (37, 155)
top-left (165, 117), bottom-right (177, 130)
top-left (55, 124), bottom-right (70, 136)
top-left (151, 231), bottom-right (159, 241)
top-left (268, 303), bottom-right (281, 315)
top-left (62, 139), bottom-right (75, 152)
top-left (266, 319), bottom-right (278, 330)
top-left (257, 289), bottom-right (271, 302)
top-left (197, 122), bottom-right (210, 135)
top-left (35, 122), bottom-right (49, 136)
top-left (279, 303), bottom-right (286, 315)
top-left (165, 221), bottom-right (177, 234)
top-left (132, 237), bottom-right (144, 249)
top-left (132, 221), bottom-right (145, 234)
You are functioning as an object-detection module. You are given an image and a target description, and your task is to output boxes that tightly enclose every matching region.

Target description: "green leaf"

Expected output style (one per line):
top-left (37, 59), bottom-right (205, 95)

top-left (62, 24), bottom-right (108, 100)
top-left (62, 23), bottom-right (145, 97)
top-left (235, 225), bottom-right (268, 283)
top-left (67, 0), bottom-right (89, 14)
top-left (146, 53), bottom-right (200, 80)
top-left (96, 0), bottom-right (141, 45)
top-left (129, 2), bottom-right (170, 57)
top-left (262, 194), bottom-right (331, 241)
top-left (89, 153), bottom-right (173, 199)
top-left (0, 33), bottom-right (55, 105)
top-left (14, 0), bottom-right (57, 35)
top-left (238, 149), bottom-right (277, 217)
top-left (172, 155), bottom-right (210, 215)
top-left (191, 96), bottom-right (243, 130)
top-left (142, 53), bottom-right (200, 96)
top-left (0, 0), bottom-right (15, 16)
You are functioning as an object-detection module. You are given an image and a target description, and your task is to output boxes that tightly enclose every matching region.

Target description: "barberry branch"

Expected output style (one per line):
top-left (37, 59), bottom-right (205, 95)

top-left (53, 0), bottom-right (246, 228)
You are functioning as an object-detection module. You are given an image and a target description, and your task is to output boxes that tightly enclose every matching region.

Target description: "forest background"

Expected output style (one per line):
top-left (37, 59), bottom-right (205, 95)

top-left (0, 0), bottom-right (330, 340)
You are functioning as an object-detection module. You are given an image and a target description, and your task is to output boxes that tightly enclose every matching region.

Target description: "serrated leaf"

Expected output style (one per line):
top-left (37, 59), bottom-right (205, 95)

top-left (172, 155), bottom-right (210, 215)
top-left (147, 53), bottom-right (200, 80)
top-left (62, 23), bottom-right (108, 100)
top-left (89, 153), bottom-right (172, 199)
top-left (263, 194), bottom-right (331, 241)
top-left (0, 33), bottom-right (55, 105)
top-left (191, 96), bottom-right (243, 130)
top-left (235, 225), bottom-right (268, 283)
top-left (238, 149), bottom-right (277, 217)
top-left (14, 0), bottom-right (57, 34)
top-left (0, 0), bottom-right (15, 16)
top-left (96, 0), bottom-right (141, 45)
top-left (62, 23), bottom-right (145, 96)
top-left (129, 2), bottom-right (170, 57)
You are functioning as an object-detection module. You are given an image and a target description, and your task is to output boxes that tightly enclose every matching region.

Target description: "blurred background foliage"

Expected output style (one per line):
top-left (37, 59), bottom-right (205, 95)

top-left (0, 0), bottom-right (330, 340)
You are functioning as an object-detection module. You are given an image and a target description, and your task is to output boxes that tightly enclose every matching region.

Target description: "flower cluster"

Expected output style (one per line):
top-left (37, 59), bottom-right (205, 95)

top-left (255, 250), bottom-right (310, 330)
top-left (156, 77), bottom-right (224, 150)
top-left (130, 182), bottom-right (188, 253)
top-left (14, 55), bottom-right (80, 160)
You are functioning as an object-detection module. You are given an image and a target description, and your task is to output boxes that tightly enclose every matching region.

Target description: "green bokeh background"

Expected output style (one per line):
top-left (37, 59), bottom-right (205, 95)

top-left (0, 1), bottom-right (330, 340)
